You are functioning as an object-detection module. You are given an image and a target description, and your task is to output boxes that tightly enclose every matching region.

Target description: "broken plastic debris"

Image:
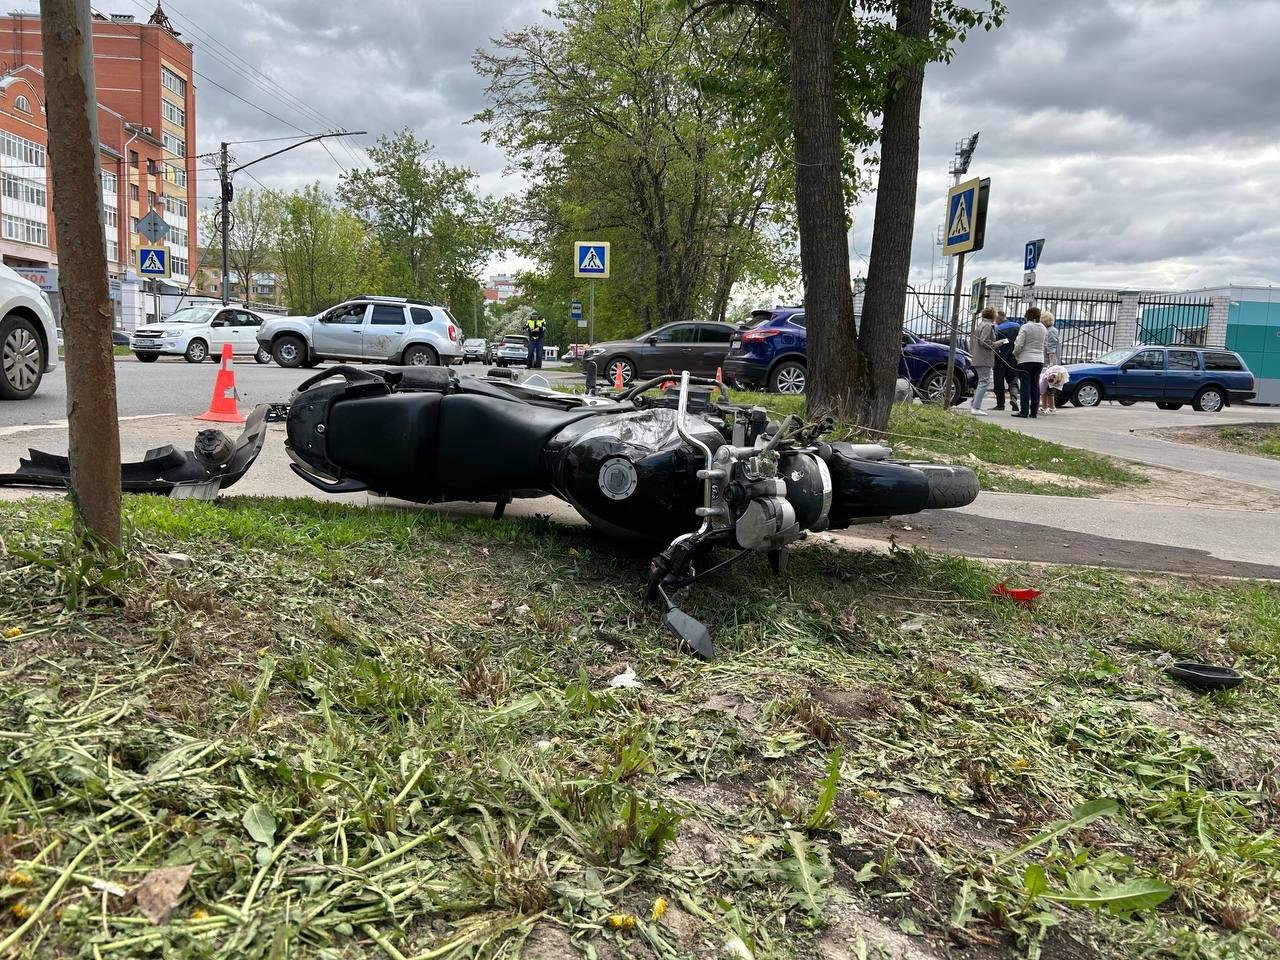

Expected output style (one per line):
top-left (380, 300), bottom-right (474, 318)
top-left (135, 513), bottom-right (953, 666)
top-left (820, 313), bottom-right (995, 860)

top-left (608, 664), bottom-right (643, 689)
top-left (993, 582), bottom-right (1042, 605)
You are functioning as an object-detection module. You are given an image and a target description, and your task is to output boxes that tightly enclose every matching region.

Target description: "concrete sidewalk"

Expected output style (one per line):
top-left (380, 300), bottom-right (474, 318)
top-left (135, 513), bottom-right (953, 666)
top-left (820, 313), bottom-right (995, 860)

top-left (991, 403), bottom-right (1280, 492)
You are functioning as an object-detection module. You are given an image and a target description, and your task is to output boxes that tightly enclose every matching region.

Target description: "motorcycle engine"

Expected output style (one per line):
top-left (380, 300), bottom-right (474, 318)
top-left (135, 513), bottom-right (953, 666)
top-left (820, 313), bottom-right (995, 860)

top-left (710, 447), bottom-right (830, 552)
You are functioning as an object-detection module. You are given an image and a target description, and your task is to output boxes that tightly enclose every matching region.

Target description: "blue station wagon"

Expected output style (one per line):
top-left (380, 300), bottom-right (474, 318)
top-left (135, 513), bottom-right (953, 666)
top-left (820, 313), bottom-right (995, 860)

top-left (1065, 346), bottom-right (1256, 412)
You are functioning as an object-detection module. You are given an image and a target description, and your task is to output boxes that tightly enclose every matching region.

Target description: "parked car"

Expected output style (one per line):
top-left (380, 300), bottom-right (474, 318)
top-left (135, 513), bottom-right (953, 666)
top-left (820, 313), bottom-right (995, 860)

top-left (111, 329), bottom-right (131, 346)
top-left (1065, 346), bottom-right (1255, 412)
top-left (493, 335), bottom-right (529, 367)
top-left (0, 264), bottom-right (58, 400)
top-left (462, 338), bottom-right (490, 363)
top-left (257, 296), bottom-right (462, 368)
top-left (722, 308), bottom-right (978, 401)
top-left (132, 304), bottom-right (274, 364)
top-left (580, 321), bottom-right (737, 384)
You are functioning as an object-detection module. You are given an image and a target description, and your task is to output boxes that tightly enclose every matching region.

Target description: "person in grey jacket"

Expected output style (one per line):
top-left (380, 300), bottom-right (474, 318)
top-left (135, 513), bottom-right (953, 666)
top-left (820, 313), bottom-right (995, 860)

top-left (1013, 306), bottom-right (1047, 418)
top-left (968, 307), bottom-right (1001, 415)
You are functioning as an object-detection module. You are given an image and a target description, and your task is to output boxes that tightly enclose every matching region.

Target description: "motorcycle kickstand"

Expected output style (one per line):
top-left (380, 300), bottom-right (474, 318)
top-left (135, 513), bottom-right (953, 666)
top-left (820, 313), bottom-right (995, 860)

top-left (492, 493), bottom-right (511, 521)
top-left (768, 547), bottom-right (789, 577)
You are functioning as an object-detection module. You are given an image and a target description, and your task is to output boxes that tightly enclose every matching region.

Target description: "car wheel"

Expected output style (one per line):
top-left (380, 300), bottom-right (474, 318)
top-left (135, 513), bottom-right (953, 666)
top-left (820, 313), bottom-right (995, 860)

top-left (1072, 381), bottom-right (1102, 408)
top-left (1155, 401), bottom-right (1184, 411)
top-left (0, 313), bottom-right (44, 400)
top-left (135, 353), bottom-right (158, 363)
top-left (770, 360), bottom-right (807, 394)
top-left (1118, 399), bottom-right (1138, 406)
top-left (254, 346), bottom-right (272, 365)
top-left (273, 334), bottom-right (306, 368)
top-left (1193, 386), bottom-right (1225, 413)
top-left (402, 344), bottom-right (438, 366)
top-left (184, 338), bottom-right (208, 363)
top-left (606, 357), bottom-right (635, 385)
top-left (921, 367), bottom-right (964, 405)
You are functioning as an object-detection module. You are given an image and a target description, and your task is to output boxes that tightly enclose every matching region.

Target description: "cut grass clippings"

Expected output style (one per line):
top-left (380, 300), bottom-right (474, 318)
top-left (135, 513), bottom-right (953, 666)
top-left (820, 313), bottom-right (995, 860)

top-left (2, 495), bottom-right (1279, 959)
top-left (731, 391), bottom-right (1147, 497)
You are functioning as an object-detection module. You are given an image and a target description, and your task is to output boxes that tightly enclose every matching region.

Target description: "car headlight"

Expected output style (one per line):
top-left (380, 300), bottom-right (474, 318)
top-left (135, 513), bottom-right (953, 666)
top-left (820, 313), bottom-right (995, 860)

top-left (582, 348), bottom-right (603, 359)
top-left (162, 330), bottom-right (182, 337)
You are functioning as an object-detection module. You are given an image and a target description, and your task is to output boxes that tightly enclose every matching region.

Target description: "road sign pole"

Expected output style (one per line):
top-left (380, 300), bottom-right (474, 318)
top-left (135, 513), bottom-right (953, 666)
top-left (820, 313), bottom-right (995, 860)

top-left (944, 252), bottom-right (966, 408)
top-left (589, 280), bottom-right (595, 346)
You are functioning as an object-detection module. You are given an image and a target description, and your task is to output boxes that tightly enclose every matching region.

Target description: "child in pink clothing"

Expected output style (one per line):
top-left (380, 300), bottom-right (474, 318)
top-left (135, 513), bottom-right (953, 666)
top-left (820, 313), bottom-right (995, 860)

top-left (1039, 366), bottom-right (1069, 414)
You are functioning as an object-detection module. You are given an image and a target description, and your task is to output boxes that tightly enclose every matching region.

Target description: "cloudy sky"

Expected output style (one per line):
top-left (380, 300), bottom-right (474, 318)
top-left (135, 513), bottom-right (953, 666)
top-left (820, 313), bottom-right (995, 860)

top-left (94, 0), bottom-right (1280, 293)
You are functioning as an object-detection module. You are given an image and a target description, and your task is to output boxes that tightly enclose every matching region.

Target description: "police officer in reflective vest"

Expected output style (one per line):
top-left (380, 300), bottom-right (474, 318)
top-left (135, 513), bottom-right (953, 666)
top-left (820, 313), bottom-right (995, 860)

top-left (525, 312), bottom-right (547, 368)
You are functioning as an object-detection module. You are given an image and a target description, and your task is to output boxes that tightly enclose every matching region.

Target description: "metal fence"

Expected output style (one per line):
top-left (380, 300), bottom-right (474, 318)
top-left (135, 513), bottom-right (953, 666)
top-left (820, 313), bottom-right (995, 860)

top-left (1135, 292), bottom-right (1218, 348)
top-left (1000, 287), bottom-right (1121, 364)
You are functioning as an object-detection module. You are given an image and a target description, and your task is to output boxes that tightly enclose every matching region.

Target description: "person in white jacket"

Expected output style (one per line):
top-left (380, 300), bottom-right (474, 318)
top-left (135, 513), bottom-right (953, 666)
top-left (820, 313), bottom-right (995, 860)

top-left (1013, 307), bottom-right (1046, 418)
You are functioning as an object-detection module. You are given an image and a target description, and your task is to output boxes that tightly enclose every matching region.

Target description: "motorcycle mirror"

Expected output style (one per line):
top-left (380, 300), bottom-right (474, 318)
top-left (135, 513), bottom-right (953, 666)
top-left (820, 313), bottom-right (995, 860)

top-left (646, 336), bottom-right (658, 346)
top-left (664, 605), bottom-right (714, 660)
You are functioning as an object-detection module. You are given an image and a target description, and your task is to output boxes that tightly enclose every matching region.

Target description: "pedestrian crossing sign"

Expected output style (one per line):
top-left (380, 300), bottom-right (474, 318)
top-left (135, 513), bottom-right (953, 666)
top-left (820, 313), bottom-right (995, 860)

top-left (137, 245), bottom-right (170, 278)
top-left (942, 176), bottom-right (989, 256)
top-left (574, 241), bottom-right (610, 278)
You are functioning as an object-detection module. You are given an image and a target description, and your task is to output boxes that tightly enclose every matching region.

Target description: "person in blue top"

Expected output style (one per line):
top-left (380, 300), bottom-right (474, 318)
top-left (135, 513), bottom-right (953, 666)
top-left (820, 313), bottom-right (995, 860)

top-left (992, 310), bottom-right (1022, 412)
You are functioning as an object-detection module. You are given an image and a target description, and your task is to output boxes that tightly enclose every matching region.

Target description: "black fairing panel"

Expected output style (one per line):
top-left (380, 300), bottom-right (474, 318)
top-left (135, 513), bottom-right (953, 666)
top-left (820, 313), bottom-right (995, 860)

top-left (434, 395), bottom-right (598, 499)
top-left (326, 392), bottom-right (444, 497)
top-left (825, 449), bottom-right (930, 528)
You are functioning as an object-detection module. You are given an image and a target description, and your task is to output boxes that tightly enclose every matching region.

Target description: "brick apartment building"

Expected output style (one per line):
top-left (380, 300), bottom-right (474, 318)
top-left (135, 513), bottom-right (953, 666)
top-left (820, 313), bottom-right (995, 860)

top-left (0, 5), bottom-right (196, 318)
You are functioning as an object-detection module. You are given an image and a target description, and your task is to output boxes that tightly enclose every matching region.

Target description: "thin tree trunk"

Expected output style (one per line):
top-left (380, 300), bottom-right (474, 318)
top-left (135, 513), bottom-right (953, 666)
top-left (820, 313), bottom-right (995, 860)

top-left (788, 0), bottom-right (858, 417)
top-left (41, 0), bottom-right (121, 547)
top-left (856, 0), bottom-right (931, 431)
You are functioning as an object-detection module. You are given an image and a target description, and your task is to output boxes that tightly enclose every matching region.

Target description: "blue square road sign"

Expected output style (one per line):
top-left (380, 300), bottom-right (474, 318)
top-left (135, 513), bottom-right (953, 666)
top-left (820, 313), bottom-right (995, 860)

top-left (574, 241), bottom-right (610, 278)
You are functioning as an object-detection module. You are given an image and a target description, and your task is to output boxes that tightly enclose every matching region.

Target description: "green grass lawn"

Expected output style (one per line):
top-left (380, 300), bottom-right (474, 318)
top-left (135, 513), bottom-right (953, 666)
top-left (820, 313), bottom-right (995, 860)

top-left (2, 497), bottom-right (1277, 958)
top-left (1217, 425), bottom-right (1280, 461)
top-left (731, 392), bottom-right (1146, 497)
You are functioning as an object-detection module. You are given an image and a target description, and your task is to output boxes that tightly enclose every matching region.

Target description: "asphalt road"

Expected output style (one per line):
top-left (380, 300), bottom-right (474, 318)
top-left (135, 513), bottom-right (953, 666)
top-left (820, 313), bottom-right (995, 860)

top-left (0, 358), bottom-right (582, 431)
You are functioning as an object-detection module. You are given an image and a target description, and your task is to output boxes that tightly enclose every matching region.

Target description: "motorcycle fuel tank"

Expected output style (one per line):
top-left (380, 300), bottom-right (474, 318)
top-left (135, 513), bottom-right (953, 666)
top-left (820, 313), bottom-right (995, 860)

top-left (546, 407), bottom-right (720, 544)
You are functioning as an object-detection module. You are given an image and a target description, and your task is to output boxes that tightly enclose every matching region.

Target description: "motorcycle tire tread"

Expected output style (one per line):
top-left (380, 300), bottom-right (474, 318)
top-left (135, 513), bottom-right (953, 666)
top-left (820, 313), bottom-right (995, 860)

top-left (905, 462), bottom-right (980, 509)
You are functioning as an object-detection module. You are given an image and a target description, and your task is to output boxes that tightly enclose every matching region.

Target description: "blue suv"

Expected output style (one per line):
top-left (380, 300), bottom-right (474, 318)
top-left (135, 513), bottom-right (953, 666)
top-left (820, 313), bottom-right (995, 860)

top-left (722, 307), bottom-right (977, 402)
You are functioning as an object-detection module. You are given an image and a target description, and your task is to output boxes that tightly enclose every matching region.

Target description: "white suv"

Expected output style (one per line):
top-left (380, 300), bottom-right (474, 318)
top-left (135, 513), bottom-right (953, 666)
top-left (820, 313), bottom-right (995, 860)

top-left (131, 304), bottom-right (273, 364)
top-left (257, 296), bottom-right (462, 368)
top-left (0, 264), bottom-right (58, 400)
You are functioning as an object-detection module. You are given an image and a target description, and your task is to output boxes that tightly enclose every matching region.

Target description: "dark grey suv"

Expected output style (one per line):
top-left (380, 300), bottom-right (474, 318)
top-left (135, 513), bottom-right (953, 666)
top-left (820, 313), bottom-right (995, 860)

top-left (580, 321), bottom-right (735, 385)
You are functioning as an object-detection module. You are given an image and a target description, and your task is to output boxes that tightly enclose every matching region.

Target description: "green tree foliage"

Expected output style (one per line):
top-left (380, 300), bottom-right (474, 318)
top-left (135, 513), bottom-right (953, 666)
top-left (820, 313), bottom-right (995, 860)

top-left (474, 0), bottom-right (795, 338)
top-left (338, 130), bottom-right (498, 320)
top-left (273, 184), bottom-right (382, 314)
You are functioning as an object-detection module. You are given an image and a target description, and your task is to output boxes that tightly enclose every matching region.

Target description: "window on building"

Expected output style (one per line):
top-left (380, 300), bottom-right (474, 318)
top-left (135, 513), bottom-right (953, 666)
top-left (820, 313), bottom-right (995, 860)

top-left (2, 213), bottom-right (47, 246)
top-left (129, 183), bottom-right (139, 201)
top-left (147, 190), bottom-right (156, 210)
top-left (101, 169), bottom-right (118, 197)
top-left (161, 66), bottom-right (186, 98)
top-left (161, 98), bottom-right (185, 126)
top-left (0, 130), bottom-right (45, 167)
top-left (162, 132), bottom-right (185, 158)
top-left (13, 95), bottom-right (30, 113)
top-left (171, 255), bottom-right (189, 277)
top-left (102, 206), bottom-right (118, 228)
top-left (129, 149), bottom-right (138, 168)
top-left (2, 172), bottom-right (46, 207)
top-left (105, 237), bottom-right (119, 262)
top-left (167, 197), bottom-right (187, 219)
top-left (168, 226), bottom-right (188, 247)
top-left (166, 164), bottom-right (187, 188)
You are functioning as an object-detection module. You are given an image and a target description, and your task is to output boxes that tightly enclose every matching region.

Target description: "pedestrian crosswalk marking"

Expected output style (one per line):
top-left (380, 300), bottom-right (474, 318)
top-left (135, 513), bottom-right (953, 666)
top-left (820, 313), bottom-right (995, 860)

top-left (947, 196), bottom-right (970, 240)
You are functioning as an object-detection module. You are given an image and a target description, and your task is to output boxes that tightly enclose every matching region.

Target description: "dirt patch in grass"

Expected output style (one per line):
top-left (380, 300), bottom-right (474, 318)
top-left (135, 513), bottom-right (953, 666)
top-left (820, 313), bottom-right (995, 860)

top-left (1148, 421), bottom-right (1280, 462)
top-left (1099, 463), bottom-right (1280, 510)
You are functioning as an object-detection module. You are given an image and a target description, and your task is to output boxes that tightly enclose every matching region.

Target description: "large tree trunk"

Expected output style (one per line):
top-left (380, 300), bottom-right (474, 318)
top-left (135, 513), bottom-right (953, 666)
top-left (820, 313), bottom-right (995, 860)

top-left (788, 0), bottom-right (858, 417)
top-left (41, 0), bottom-right (121, 547)
top-left (855, 0), bottom-right (931, 431)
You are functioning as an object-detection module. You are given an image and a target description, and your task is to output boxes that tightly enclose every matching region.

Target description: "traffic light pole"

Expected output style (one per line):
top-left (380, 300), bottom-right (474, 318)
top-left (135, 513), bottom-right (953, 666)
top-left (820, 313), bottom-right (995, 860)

top-left (215, 130), bottom-right (365, 306)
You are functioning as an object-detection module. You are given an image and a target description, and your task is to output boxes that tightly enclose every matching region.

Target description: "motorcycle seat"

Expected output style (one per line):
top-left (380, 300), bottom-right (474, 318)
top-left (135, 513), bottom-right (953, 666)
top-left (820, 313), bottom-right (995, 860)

top-left (435, 394), bottom-right (597, 499)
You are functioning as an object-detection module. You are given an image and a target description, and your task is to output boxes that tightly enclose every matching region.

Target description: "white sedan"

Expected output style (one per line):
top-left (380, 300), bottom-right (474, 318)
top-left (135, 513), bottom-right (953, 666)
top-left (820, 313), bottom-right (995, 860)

top-left (131, 304), bottom-right (273, 364)
top-left (0, 264), bottom-right (59, 400)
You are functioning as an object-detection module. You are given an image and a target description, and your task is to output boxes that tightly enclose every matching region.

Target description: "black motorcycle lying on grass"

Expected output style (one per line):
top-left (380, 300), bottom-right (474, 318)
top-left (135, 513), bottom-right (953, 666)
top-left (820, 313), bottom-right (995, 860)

top-left (1, 366), bottom-right (978, 656)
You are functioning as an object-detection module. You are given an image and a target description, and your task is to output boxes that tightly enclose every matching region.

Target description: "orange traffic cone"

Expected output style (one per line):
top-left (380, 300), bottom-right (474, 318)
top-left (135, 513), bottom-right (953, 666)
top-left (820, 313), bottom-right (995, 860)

top-left (613, 364), bottom-right (625, 390)
top-left (716, 367), bottom-right (723, 385)
top-left (196, 343), bottom-right (245, 424)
